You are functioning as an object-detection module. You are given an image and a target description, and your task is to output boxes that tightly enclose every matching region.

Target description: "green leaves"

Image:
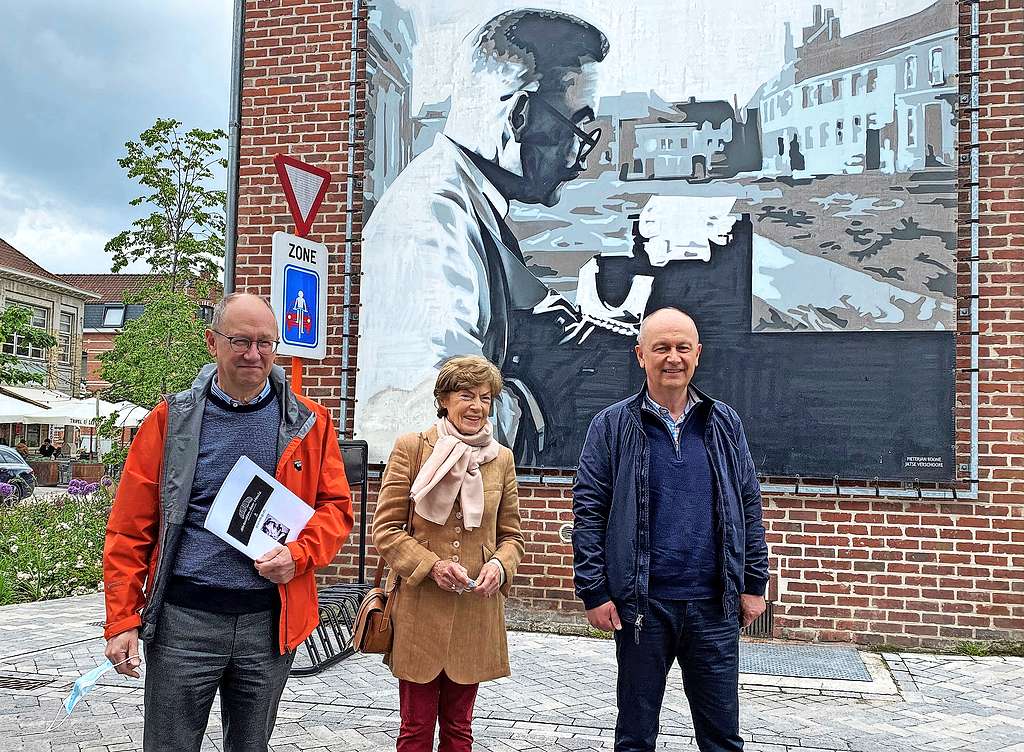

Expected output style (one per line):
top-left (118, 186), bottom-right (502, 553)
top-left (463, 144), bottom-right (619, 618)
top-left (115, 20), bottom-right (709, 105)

top-left (105, 117), bottom-right (227, 289)
top-left (0, 493), bottom-right (111, 605)
top-left (99, 282), bottom-right (213, 410)
top-left (0, 306), bottom-right (58, 385)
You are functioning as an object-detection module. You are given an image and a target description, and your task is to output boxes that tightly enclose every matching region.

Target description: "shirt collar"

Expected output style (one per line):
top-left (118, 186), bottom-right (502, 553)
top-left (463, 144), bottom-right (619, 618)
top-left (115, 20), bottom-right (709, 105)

top-left (442, 135), bottom-right (510, 219)
top-left (643, 388), bottom-right (698, 423)
top-left (211, 378), bottom-right (271, 408)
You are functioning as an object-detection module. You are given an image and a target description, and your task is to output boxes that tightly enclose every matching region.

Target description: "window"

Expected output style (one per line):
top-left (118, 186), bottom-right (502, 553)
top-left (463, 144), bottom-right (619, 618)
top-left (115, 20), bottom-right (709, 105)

top-left (929, 47), bottom-right (944, 85)
top-left (905, 55), bottom-right (917, 89)
top-left (25, 425), bottom-right (42, 446)
top-left (851, 72), bottom-right (861, 96)
top-left (103, 306), bottom-right (125, 327)
top-left (198, 305), bottom-right (214, 323)
top-left (816, 83), bottom-right (825, 104)
top-left (681, 138), bottom-right (688, 148)
top-left (1, 303), bottom-right (48, 360)
top-left (867, 68), bottom-right (878, 93)
top-left (802, 86), bottom-right (811, 108)
top-left (59, 312), bottom-right (74, 364)
top-left (836, 119), bottom-right (844, 145)
top-left (832, 78), bottom-right (843, 100)
top-left (906, 108), bottom-right (916, 146)
top-left (0, 447), bottom-right (22, 464)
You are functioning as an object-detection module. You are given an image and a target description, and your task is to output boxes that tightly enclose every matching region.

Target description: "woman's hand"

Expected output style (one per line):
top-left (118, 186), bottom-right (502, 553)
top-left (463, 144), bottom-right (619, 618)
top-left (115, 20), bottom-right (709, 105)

top-left (473, 561), bottom-right (503, 597)
top-left (430, 559), bottom-right (471, 592)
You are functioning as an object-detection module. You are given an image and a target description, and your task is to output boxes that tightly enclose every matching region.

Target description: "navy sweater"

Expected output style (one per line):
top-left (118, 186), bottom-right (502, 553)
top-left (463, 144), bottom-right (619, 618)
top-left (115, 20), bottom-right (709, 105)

top-left (169, 386), bottom-right (281, 613)
top-left (644, 404), bottom-right (719, 600)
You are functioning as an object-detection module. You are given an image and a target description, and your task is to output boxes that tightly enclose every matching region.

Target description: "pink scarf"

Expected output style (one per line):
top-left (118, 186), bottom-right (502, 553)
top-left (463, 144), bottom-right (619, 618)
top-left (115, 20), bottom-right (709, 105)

top-left (409, 418), bottom-right (501, 529)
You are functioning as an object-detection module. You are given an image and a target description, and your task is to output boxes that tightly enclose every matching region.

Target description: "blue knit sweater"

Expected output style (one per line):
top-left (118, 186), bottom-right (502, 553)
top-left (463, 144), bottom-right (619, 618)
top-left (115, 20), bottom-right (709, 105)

top-left (643, 403), bottom-right (719, 600)
top-left (169, 384), bottom-right (281, 612)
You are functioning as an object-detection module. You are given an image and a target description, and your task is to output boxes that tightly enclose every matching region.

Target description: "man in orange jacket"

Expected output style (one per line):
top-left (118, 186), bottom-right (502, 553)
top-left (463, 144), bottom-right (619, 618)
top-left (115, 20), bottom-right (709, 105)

top-left (102, 292), bottom-right (353, 752)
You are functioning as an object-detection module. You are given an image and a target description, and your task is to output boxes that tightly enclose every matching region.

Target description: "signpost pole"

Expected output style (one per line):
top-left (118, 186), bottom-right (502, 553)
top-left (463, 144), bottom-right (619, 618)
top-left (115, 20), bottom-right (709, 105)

top-left (291, 355), bottom-right (303, 393)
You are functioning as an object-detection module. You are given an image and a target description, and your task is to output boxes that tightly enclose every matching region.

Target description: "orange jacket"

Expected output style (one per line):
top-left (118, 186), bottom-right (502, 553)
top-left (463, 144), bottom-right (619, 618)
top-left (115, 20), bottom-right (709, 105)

top-left (103, 367), bottom-right (353, 654)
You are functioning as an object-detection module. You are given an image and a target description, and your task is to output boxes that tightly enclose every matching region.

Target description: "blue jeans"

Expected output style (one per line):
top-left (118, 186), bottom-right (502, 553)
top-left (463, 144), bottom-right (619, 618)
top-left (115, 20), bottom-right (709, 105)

top-left (613, 596), bottom-right (743, 752)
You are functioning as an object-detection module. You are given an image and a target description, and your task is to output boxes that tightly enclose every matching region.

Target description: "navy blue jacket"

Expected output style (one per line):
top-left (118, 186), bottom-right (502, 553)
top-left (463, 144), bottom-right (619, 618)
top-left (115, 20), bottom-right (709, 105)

top-left (572, 386), bottom-right (769, 630)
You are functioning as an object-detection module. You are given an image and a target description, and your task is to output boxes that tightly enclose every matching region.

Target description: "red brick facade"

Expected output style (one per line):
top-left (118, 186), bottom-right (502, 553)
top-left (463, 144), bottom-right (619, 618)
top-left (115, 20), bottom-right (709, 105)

top-left (237, 1), bottom-right (1024, 647)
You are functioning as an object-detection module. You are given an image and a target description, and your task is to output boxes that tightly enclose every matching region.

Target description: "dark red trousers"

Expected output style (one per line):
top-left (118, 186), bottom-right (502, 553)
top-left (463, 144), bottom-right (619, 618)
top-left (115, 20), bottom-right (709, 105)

top-left (397, 671), bottom-right (479, 752)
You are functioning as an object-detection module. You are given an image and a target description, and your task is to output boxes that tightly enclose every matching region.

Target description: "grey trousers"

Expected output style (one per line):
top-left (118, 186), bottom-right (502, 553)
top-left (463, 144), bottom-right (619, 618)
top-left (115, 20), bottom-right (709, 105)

top-left (142, 603), bottom-right (294, 752)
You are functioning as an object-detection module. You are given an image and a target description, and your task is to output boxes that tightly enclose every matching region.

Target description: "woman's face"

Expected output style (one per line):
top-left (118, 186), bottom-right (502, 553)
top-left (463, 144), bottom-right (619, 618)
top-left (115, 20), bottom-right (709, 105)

top-left (440, 383), bottom-right (493, 435)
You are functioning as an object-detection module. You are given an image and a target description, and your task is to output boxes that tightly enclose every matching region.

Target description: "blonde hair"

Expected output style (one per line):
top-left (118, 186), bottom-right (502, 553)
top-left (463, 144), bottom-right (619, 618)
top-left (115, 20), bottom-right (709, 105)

top-left (433, 355), bottom-right (504, 418)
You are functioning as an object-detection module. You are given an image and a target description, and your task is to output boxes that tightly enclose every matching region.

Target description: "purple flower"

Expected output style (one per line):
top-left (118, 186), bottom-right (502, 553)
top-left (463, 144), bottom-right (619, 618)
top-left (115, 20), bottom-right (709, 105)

top-left (100, 477), bottom-right (113, 488)
top-left (0, 481), bottom-right (15, 499)
top-left (85, 483), bottom-right (100, 495)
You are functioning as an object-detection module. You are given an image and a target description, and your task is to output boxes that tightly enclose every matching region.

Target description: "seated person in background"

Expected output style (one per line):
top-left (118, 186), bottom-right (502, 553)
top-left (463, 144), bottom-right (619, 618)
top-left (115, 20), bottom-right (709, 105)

top-left (15, 440), bottom-right (30, 459)
top-left (39, 438), bottom-right (55, 457)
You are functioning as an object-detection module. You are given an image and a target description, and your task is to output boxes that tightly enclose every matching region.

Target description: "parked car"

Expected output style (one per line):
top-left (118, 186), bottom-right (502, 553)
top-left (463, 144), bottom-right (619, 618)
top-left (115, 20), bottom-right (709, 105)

top-left (0, 446), bottom-right (36, 501)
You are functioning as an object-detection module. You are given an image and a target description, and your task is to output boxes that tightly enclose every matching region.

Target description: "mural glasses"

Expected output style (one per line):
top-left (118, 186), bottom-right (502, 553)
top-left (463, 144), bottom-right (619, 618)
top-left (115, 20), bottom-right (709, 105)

top-left (529, 94), bottom-right (601, 171)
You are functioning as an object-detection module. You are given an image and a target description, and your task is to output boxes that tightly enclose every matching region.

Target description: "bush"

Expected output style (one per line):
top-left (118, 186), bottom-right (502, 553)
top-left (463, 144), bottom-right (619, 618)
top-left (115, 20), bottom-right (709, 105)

top-left (0, 491), bottom-right (112, 606)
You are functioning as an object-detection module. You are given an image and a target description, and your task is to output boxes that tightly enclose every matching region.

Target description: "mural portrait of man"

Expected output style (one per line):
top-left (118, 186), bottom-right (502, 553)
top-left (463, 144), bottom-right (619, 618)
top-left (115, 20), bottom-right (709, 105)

top-left (356, 0), bottom-right (958, 480)
top-left (356, 8), bottom-right (617, 461)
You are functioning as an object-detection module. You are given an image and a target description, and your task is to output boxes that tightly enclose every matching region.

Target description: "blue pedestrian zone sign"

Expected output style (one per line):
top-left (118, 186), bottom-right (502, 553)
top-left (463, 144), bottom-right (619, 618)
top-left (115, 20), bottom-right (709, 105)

top-left (271, 231), bottom-right (328, 360)
top-left (282, 265), bottom-right (319, 349)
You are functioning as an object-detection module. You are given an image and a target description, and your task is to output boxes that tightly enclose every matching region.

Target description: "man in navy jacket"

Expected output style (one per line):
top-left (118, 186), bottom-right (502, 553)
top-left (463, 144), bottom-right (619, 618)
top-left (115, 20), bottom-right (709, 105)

top-left (572, 307), bottom-right (769, 752)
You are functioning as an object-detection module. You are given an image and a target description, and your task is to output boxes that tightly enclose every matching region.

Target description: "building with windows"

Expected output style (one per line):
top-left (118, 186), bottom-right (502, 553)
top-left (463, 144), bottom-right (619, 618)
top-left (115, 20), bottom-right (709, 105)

top-left (0, 238), bottom-right (94, 398)
top-left (754, 1), bottom-right (955, 175)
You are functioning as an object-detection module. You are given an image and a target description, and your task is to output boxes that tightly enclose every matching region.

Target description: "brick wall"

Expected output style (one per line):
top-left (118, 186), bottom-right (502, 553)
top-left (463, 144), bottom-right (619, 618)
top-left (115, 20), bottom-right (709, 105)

top-left (82, 331), bottom-right (114, 392)
top-left (239, 0), bottom-right (1024, 648)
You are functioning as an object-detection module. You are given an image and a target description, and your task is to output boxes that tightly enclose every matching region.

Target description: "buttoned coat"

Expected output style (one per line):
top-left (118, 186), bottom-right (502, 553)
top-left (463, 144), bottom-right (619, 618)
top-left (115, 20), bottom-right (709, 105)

top-left (372, 426), bottom-right (525, 684)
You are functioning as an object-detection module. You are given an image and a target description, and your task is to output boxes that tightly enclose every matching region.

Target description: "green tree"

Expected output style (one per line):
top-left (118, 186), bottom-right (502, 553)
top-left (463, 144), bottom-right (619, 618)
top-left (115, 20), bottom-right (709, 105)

top-left (0, 306), bottom-right (57, 386)
top-left (105, 118), bottom-right (227, 293)
top-left (99, 283), bottom-right (212, 410)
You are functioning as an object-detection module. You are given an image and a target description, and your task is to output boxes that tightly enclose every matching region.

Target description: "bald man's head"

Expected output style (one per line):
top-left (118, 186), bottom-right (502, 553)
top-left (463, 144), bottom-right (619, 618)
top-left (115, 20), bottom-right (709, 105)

top-left (637, 307), bottom-right (699, 346)
top-left (635, 307), bottom-right (702, 402)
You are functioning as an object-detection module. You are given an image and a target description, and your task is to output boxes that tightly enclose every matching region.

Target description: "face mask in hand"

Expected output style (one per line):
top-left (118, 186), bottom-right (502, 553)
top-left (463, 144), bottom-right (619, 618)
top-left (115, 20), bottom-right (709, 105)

top-left (47, 655), bottom-right (140, 731)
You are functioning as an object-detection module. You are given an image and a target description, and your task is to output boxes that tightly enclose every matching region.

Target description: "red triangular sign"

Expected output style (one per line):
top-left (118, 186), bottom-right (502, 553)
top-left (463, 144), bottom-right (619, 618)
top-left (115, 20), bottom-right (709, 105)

top-left (273, 154), bottom-right (332, 237)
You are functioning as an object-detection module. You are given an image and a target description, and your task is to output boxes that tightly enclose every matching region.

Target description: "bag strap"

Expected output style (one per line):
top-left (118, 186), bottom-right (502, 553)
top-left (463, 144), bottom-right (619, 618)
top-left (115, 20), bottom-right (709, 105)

top-left (372, 433), bottom-right (427, 589)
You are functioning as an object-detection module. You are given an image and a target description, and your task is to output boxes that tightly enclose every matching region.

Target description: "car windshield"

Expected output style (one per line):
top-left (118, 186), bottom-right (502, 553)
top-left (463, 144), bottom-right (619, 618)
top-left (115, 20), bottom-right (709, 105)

top-left (0, 447), bottom-right (26, 465)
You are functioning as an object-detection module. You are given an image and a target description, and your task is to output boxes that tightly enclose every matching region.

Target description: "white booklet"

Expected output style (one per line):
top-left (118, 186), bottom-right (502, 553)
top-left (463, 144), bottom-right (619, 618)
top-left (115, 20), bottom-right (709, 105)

top-left (204, 455), bottom-right (314, 560)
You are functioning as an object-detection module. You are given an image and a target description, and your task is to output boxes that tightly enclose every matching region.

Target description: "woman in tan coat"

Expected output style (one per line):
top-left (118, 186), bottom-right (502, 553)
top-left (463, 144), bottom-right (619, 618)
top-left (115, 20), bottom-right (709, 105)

top-left (372, 355), bottom-right (525, 752)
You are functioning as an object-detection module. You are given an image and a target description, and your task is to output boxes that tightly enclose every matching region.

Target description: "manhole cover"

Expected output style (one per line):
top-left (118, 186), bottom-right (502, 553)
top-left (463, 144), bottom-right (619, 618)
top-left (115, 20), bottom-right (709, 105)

top-left (0, 674), bottom-right (52, 690)
top-left (740, 643), bottom-right (871, 681)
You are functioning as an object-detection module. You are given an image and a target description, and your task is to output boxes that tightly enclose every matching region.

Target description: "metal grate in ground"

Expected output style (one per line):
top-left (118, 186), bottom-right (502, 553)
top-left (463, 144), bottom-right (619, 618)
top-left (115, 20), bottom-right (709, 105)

top-left (740, 642), bottom-right (872, 681)
top-left (0, 674), bottom-right (53, 690)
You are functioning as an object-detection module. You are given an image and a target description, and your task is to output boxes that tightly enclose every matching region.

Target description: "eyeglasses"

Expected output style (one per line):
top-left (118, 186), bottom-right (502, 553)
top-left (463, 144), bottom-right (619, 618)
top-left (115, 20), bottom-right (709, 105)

top-left (528, 94), bottom-right (602, 172)
top-left (211, 329), bottom-right (280, 354)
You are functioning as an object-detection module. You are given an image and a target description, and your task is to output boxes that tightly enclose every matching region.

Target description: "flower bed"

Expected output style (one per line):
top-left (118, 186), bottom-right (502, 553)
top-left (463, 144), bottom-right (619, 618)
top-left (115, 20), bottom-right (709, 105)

top-left (0, 485), bottom-right (113, 606)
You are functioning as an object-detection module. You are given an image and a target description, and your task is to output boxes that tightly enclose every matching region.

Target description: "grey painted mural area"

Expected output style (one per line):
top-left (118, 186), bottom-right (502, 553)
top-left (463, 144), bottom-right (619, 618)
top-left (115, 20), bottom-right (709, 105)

top-left (356, 0), bottom-right (956, 480)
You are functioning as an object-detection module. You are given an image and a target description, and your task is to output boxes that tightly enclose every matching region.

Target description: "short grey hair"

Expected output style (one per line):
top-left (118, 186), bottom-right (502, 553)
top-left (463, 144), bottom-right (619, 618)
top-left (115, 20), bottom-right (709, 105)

top-left (211, 292), bottom-right (275, 329)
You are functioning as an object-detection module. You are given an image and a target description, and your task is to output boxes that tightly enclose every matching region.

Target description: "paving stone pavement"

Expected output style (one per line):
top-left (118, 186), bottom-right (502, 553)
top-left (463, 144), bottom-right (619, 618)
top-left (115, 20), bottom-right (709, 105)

top-left (3, 594), bottom-right (1024, 751)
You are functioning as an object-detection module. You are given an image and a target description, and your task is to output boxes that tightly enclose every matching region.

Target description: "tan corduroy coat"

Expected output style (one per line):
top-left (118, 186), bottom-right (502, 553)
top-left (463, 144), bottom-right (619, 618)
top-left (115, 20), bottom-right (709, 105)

top-left (371, 426), bottom-right (525, 685)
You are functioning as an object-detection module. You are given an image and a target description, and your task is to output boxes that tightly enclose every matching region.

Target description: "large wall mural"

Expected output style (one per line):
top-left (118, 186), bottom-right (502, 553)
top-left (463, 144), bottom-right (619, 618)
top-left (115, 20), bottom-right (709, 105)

top-left (356, 0), bottom-right (957, 480)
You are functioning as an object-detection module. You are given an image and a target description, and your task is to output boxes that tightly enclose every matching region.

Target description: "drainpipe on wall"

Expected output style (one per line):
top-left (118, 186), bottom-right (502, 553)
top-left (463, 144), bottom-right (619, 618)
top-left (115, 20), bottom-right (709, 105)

top-left (224, 0), bottom-right (245, 294)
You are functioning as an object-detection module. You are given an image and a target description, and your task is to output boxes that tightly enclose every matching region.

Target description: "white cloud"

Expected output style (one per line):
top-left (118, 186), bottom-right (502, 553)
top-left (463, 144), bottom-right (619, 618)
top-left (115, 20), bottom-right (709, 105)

top-left (0, 175), bottom-right (148, 274)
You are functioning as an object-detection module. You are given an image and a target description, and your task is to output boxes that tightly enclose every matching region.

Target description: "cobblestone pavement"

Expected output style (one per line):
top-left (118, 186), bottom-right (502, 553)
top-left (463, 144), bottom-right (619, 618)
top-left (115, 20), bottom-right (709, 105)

top-left (3, 594), bottom-right (1024, 751)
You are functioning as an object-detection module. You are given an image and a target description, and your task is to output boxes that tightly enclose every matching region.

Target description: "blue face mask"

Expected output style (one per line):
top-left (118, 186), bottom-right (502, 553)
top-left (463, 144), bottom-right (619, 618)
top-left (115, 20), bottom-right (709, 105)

top-left (48, 655), bottom-right (138, 731)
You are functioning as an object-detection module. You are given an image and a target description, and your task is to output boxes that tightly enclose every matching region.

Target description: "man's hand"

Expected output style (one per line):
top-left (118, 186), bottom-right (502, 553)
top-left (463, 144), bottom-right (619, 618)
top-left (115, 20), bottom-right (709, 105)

top-left (430, 559), bottom-right (471, 592)
top-left (473, 561), bottom-right (503, 597)
top-left (104, 628), bottom-right (142, 678)
top-left (585, 601), bottom-right (622, 632)
top-left (255, 545), bottom-right (296, 584)
top-left (740, 593), bottom-right (766, 628)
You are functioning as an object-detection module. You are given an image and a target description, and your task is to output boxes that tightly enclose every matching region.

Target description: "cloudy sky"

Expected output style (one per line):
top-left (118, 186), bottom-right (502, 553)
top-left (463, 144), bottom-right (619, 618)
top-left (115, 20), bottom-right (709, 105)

top-left (0, 1), bottom-right (232, 274)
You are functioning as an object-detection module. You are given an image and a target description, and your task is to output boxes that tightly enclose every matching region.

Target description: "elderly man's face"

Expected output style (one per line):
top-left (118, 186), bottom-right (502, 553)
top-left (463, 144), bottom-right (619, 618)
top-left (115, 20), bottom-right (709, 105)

top-left (205, 296), bottom-right (279, 398)
top-left (635, 310), bottom-right (702, 397)
top-left (517, 66), bottom-right (599, 206)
